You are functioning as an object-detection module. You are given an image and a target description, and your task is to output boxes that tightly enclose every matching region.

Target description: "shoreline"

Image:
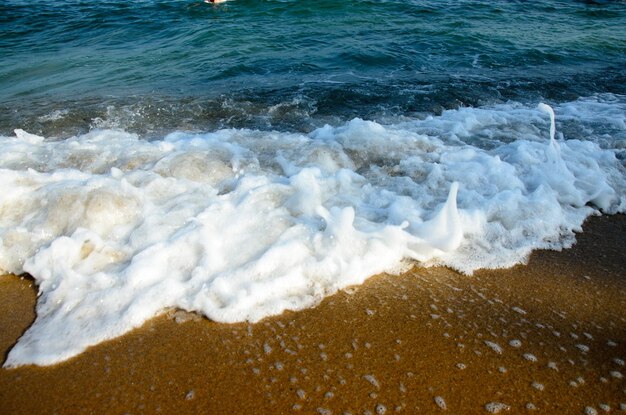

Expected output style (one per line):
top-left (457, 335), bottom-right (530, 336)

top-left (1, 215), bottom-right (625, 414)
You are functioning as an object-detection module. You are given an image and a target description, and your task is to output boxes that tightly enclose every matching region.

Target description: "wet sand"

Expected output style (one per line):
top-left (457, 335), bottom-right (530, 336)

top-left (0, 215), bottom-right (625, 414)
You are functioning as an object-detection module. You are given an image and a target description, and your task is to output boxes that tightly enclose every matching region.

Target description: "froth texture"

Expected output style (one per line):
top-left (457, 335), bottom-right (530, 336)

top-left (1, 100), bottom-right (624, 366)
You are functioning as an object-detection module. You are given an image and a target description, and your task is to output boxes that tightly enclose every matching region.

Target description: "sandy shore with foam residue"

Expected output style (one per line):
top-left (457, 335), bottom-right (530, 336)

top-left (0, 215), bottom-right (624, 414)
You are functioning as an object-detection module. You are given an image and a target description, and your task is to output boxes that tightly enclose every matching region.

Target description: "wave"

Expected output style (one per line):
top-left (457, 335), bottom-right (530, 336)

top-left (1, 99), bottom-right (624, 366)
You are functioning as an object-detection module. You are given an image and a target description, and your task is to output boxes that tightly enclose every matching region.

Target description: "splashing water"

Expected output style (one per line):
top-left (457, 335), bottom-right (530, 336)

top-left (0, 100), bottom-right (624, 367)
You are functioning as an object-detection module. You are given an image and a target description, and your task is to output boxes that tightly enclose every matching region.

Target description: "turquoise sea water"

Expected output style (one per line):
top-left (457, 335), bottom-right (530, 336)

top-left (1, 0), bottom-right (625, 136)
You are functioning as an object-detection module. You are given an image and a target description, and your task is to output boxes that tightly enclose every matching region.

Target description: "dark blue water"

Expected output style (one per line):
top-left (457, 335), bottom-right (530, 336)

top-left (1, 0), bottom-right (625, 136)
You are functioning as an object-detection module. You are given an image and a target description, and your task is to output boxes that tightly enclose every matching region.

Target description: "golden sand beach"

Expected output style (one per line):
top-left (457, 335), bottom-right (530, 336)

top-left (1, 215), bottom-right (624, 414)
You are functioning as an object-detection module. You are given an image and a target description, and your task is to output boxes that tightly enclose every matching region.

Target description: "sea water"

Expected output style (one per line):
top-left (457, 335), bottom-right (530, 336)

top-left (1, 0), bottom-right (625, 366)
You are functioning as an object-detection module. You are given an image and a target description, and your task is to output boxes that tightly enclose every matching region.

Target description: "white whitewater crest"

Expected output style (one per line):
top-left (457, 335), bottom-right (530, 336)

top-left (0, 99), bottom-right (624, 367)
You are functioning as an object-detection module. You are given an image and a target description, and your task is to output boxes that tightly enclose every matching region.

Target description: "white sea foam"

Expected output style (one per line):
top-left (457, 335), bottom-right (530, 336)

top-left (1, 100), bottom-right (624, 366)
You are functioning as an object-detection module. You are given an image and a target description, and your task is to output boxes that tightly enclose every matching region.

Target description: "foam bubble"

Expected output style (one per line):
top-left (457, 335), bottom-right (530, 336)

top-left (523, 353), bottom-right (538, 362)
top-left (484, 341), bottom-right (503, 354)
top-left (531, 382), bottom-right (544, 391)
top-left (576, 344), bottom-right (590, 353)
top-left (1, 99), bottom-right (625, 366)
top-left (363, 375), bottom-right (380, 389)
top-left (434, 396), bottom-right (447, 410)
top-left (508, 339), bottom-right (522, 348)
top-left (484, 402), bottom-right (510, 413)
